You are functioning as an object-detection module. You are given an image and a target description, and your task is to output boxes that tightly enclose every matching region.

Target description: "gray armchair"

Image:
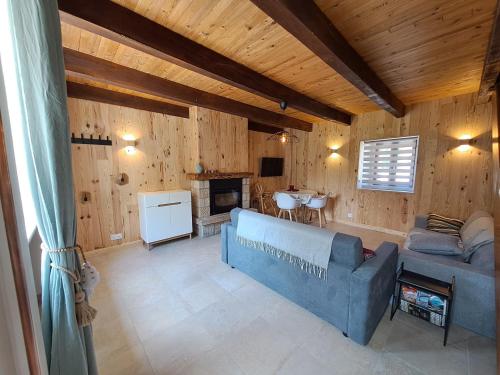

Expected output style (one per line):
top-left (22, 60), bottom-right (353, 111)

top-left (399, 214), bottom-right (495, 338)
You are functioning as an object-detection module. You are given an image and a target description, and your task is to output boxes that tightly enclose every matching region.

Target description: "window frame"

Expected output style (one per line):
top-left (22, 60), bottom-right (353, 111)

top-left (357, 135), bottom-right (419, 194)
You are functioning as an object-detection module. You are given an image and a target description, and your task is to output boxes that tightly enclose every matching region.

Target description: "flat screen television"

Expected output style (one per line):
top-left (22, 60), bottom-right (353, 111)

top-left (260, 157), bottom-right (284, 177)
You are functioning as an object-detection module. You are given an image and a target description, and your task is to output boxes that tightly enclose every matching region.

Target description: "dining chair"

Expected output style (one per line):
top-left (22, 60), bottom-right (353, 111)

top-left (306, 194), bottom-right (328, 228)
top-left (255, 183), bottom-right (277, 216)
top-left (276, 193), bottom-right (301, 221)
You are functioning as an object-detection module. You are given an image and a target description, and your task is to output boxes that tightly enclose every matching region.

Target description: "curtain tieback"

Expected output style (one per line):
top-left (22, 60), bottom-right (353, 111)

top-left (43, 244), bottom-right (98, 327)
top-left (42, 243), bottom-right (80, 253)
top-left (49, 263), bottom-right (80, 283)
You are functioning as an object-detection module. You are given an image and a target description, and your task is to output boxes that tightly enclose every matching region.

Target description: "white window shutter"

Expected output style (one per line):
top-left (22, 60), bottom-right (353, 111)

top-left (357, 136), bottom-right (419, 193)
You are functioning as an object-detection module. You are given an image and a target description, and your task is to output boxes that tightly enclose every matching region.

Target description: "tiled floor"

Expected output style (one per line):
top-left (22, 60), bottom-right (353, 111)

top-left (87, 223), bottom-right (496, 375)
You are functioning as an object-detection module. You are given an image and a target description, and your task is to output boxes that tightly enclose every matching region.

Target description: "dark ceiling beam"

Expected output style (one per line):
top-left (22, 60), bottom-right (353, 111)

top-left (250, 0), bottom-right (405, 118)
top-left (63, 48), bottom-right (313, 132)
top-left (58, 0), bottom-right (351, 125)
top-left (480, 1), bottom-right (500, 96)
top-left (66, 81), bottom-right (189, 118)
top-left (248, 121), bottom-right (282, 135)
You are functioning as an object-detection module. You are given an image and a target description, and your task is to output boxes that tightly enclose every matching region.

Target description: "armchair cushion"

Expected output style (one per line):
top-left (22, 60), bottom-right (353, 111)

top-left (405, 228), bottom-right (463, 255)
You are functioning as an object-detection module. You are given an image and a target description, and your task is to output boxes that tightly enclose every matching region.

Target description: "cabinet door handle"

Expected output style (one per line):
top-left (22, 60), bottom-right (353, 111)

top-left (157, 202), bottom-right (182, 207)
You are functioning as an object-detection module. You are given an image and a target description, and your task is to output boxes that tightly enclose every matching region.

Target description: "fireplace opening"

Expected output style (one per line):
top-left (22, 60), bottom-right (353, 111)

top-left (209, 178), bottom-right (242, 215)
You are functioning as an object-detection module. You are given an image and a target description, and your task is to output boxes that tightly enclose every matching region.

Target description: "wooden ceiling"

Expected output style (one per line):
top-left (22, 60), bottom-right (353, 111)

top-left (60, 0), bottom-right (497, 124)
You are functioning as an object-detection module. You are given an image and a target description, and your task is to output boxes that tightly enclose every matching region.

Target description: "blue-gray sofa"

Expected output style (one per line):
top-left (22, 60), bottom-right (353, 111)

top-left (221, 208), bottom-right (399, 345)
top-left (399, 212), bottom-right (495, 338)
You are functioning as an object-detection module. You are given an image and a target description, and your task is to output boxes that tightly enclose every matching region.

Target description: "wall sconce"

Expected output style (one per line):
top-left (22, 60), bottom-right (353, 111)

top-left (328, 146), bottom-right (340, 158)
top-left (125, 140), bottom-right (137, 155)
top-left (123, 134), bottom-right (137, 155)
top-left (457, 135), bottom-right (475, 152)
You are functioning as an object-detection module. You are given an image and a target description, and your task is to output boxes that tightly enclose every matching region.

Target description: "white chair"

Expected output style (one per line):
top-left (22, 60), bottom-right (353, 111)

top-left (276, 193), bottom-right (301, 221)
top-left (306, 195), bottom-right (328, 228)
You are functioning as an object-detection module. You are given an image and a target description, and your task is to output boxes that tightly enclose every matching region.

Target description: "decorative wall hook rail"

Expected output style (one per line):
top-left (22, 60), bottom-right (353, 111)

top-left (71, 133), bottom-right (112, 146)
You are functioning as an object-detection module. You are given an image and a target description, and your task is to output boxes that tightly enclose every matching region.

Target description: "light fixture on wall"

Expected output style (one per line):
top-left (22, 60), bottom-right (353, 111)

top-left (457, 135), bottom-right (474, 152)
top-left (267, 130), bottom-right (299, 144)
top-left (328, 146), bottom-right (340, 158)
top-left (123, 134), bottom-right (137, 155)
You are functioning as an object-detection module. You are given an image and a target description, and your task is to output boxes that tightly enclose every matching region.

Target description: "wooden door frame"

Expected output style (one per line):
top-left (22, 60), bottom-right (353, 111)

top-left (0, 111), bottom-right (42, 375)
top-left (494, 84), bottom-right (500, 370)
top-left (0, 56), bottom-right (46, 373)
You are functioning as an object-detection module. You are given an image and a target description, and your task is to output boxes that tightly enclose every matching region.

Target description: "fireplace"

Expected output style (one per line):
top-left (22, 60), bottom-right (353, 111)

top-left (209, 178), bottom-right (242, 215)
top-left (189, 173), bottom-right (250, 237)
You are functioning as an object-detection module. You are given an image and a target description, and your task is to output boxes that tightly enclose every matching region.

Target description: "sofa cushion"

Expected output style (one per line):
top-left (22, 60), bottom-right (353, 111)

top-left (405, 228), bottom-right (463, 255)
top-left (460, 211), bottom-right (492, 241)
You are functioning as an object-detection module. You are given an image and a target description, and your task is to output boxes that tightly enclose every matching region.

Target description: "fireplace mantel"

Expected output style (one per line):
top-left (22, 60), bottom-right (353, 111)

top-left (186, 172), bottom-right (253, 181)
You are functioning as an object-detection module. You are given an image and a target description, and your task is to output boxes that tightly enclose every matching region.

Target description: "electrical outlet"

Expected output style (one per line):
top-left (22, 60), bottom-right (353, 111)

top-left (347, 212), bottom-right (353, 219)
top-left (110, 233), bottom-right (123, 241)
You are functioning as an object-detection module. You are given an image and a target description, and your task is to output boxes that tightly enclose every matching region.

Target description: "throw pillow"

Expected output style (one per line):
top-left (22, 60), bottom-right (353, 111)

top-left (407, 231), bottom-right (464, 255)
top-left (426, 213), bottom-right (464, 237)
top-left (363, 248), bottom-right (376, 261)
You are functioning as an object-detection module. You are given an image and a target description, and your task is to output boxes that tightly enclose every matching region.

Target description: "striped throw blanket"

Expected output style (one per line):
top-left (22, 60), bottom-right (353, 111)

top-left (236, 210), bottom-right (335, 279)
top-left (426, 213), bottom-right (464, 237)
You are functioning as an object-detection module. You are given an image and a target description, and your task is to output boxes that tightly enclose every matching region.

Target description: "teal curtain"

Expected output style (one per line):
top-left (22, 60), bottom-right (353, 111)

top-left (5, 0), bottom-right (97, 374)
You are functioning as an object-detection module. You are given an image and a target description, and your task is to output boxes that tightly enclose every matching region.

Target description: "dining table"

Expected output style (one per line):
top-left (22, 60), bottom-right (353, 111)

top-left (272, 189), bottom-right (318, 222)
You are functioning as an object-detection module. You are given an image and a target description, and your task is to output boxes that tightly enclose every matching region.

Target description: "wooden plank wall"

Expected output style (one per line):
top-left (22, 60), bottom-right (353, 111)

top-left (69, 100), bottom-right (247, 251)
top-left (192, 106), bottom-right (248, 172)
top-left (291, 92), bottom-right (496, 233)
top-left (248, 130), bottom-right (292, 194)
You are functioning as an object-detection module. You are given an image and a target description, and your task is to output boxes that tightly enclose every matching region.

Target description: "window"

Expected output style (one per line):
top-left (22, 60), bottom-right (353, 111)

top-left (357, 136), bottom-right (419, 193)
top-left (0, 1), bottom-right (37, 236)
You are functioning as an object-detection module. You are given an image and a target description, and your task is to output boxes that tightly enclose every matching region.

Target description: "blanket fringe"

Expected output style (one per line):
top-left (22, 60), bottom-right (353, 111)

top-left (236, 235), bottom-right (327, 280)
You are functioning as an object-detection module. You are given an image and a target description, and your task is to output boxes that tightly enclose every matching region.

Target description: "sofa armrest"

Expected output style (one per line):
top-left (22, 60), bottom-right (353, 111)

top-left (399, 250), bottom-right (496, 338)
top-left (221, 222), bottom-right (232, 263)
top-left (348, 242), bottom-right (398, 345)
top-left (415, 214), bottom-right (428, 229)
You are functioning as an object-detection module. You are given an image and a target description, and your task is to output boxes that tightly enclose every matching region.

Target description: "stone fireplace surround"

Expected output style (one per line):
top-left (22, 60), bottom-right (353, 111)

top-left (189, 173), bottom-right (251, 237)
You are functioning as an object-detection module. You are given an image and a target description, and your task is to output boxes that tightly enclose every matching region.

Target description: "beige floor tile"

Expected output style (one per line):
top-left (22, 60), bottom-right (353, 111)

top-left (208, 267), bottom-right (253, 292)
top-left (303, 321), bottom-right (380, 372)
top-left (96, 342), bottom-right (154, 375)
top-left (383, 318), bottom-right (468, 375)
top-left (127, 294), bottom-right (193, 342)
top-left (219, 317), bottom-right (300, 375)
top-left (176, 345), bottom-right (244, 375)
top-left (86, 230), bottom-right (496, 375)
top-left (92, 312), bottom-right (142, 363)
top-left (141, 317), bottom-right (217, 374)
top-left (276, 347), bottom-right (333, 375)
top-left (260, 298), bottom-right (324, 343)
top-left (191, 294), bottom-right (262, 340)
top-left (467, 335), bottom-right (496, 375)
top-left (177, 278), bottom-right (230, 313)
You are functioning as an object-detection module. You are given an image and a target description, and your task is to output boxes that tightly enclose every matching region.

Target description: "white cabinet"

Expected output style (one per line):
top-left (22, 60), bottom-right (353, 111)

top-left (138, 190), bottom-right (192, 248)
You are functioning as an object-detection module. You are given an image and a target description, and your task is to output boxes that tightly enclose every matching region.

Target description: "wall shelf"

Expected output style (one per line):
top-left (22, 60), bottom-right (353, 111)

top-left (186, 172), bottom-right (253, 181)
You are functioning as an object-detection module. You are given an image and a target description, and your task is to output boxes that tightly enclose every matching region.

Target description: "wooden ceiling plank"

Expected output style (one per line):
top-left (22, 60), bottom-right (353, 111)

top-left (58, 0), bottom-right (351, 125)
top-left (248, 121), bottom-right (283, 135)
top-left (480, 0), bottom-right (500, 96)
top-left (63, 48), bottom-right (313, 132)
top-left (66, 81), bottom-right (190, 118)
top-left (250, 0), bottom-right (406, 117)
